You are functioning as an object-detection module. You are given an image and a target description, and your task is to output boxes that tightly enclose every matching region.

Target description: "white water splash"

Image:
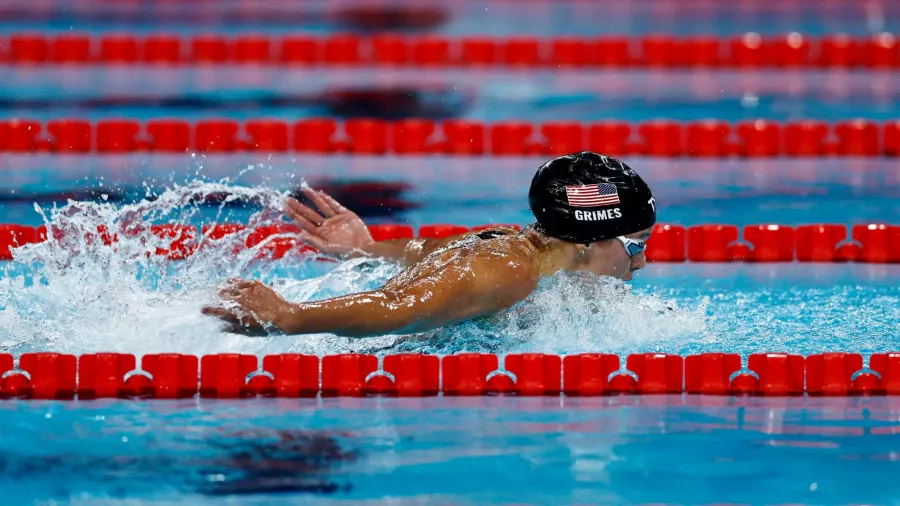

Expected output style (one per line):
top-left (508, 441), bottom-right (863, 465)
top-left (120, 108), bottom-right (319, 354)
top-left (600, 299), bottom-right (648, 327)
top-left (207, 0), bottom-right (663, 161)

top-left (415, 271), bottom-right (710, 355)
top-left (0, 181), bottom-right (709, 356)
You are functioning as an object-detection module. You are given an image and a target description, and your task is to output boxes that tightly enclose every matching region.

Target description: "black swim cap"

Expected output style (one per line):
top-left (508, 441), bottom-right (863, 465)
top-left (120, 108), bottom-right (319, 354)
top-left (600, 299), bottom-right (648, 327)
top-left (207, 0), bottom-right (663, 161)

top-left (529, 151), bottom-right (656, 244)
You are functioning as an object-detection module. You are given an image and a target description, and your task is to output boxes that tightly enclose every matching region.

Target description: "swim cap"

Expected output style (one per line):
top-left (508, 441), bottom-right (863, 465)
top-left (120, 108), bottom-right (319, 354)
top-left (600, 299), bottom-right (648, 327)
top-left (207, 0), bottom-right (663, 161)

top-left (529, 151), bottom-right (656, 244)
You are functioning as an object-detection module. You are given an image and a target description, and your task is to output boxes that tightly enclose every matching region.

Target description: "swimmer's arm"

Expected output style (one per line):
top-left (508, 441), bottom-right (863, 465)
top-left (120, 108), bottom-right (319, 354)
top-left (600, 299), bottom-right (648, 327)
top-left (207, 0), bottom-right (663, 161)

top-left (277, 260), bottom-right (536, 337)
top-left (286, 191), bottom-right (517, 265)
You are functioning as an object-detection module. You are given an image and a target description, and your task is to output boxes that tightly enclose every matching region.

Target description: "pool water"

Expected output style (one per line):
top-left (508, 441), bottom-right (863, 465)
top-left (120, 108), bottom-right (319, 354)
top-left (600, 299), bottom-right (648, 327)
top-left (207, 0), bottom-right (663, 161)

top-left (2, 69), bottom-right (899, 122)
top-left (3, 0), bottom-right (900, 503)
top-left (2, 0), bottom-right (898, 37)
top-left (2, 156), bottom-right (899, 227)
top-left (5, 396), bottom-right (900, 504)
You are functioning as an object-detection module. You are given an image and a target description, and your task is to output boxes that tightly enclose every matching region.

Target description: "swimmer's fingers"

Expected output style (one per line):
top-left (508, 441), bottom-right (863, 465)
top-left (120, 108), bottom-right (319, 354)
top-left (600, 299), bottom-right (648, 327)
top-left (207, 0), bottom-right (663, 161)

top-left (286, 197), bottom-right (325, 223)
top-left (217, 278), bottom-right (252, 298)
top-left (202, 306), bottom-right (241, 324)
top-left (298, 233), bottom-right (354, 257)
top-left (317, 191), bottom-right (348, 215)
top-left (216, 285), bottom-right (240, 300)
top-left (299, 233), bottom-right (328, 251)
top-left (203, 306), bottom-right (268, 335)
top-left (221, 322), bottom-right (269, 337)
top-left (301, 188), bottom-right (337, 218)
top-left (285, 197), bottom-right (326, 229)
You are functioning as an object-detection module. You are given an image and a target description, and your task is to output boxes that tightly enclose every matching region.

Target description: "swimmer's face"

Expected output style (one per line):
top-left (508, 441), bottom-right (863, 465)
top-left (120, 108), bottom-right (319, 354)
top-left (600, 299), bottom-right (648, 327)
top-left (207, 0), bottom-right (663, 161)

top-left (582, 227), bottom-right (652, 281)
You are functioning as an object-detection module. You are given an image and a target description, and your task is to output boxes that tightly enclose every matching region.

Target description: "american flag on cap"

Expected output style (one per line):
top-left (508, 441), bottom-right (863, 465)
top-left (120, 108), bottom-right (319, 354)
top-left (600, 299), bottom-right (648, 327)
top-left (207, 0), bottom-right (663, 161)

top-left (565, 183), bottom-right (620, 207)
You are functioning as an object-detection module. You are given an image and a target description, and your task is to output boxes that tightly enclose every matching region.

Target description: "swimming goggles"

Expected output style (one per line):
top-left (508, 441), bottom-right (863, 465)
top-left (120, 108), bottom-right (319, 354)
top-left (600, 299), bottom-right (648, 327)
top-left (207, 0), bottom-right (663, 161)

top-left (616, 236), bottom-right (647, 257)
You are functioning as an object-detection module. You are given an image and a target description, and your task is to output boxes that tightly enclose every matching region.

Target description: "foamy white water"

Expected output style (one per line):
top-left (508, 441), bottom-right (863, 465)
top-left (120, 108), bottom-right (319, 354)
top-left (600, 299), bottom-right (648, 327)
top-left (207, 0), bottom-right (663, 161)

top-left (0, 181), bottom-right (708, 356)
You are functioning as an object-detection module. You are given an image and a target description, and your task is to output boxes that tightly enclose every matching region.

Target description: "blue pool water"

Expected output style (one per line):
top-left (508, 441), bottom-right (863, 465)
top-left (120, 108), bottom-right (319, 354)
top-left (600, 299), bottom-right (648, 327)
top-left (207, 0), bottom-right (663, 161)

top-left (3, 0), bottom-right (900, 503)
top-left (5, 396), bottom-right (900, 504)
top-left (1, 0), bottom-right (899, 36)
top-left (2, 69), bottom-right (899, 122)
top-left (2, 155), bottom-right (898, 227)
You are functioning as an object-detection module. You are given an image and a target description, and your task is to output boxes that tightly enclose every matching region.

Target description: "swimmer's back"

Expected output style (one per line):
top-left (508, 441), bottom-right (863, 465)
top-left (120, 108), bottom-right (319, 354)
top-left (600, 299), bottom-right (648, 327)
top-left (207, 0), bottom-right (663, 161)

top-left (473, 228), bottom-right (516, 241)
top-left (434, 225), bottom-right (538, 266)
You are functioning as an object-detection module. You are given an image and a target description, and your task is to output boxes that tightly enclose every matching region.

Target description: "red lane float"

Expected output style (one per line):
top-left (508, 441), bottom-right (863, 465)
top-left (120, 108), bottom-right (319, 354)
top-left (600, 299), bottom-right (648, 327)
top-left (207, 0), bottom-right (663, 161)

top-left (441, 353), bottom-right (499, 396)
top-left (97, 120), bottom-right (142, 152)
top-left (418, 224), bottom-right (469, 239)
top-left (367, 224), bottom-right (415, 241)
top-left (146, 120), bottom-right (191, 152)
top-left (294, 119), bottom-right (338, 152)
top-left (687, 225), bottom-right (739, 262)
top-left (78, 353), bottom-right (198, 399)
top-left (869, 353), bottom-right (900, 395)
top-left (201, 223), bottom-right (247, 253)
top-left (685, 353), bottom-right (743, 395)
top-left (258, 354), bottom-right (319, 397)
top-left (645, 224), bottom-right (686, 262)
top-left (245, 224), bottom-right (316, 260)
top-left (196, 120), bottom-right (240, 152)
top-left (200, 354), bottom-right (258, 398)
top-left (0, 224), bottom-right (41, 260)
top-left (78, 353), bottom-right (136, 399)
top-left (246, 119), bottom-right (289, 152)
top-left (563, 353), bottom-right (621, 395)
top-left (3, 119), bottom-right (900, 157)
top-left (743, 225), bottom-right (795, 262)
top-left (1, 222), bottom-right (898, 263)
top-left (806, 353), bottom-right (866, 396)
top-left (502, 353), bottom-right (562, 395)
top-left (393, 119), bottom-right (437, 154)
top-left (345, 119), bottom-right (388, 155)
top-left (3, 33), bottom-right (900, 68)
top-left (321, 354), bottom-right (378, 397)
top-left (737, 120), bottom-right (782, 157)
top-left (625, 353), bottom-right (684, 394)
top-left (587, 122), bottom-right (631, 156)
top-left (796, 224), bottom-right (849, 262)
top-left (748, 353), bottom-right (805, 396)
top-left (0, 353), bottom-right (76, 399)
top-left (129, 353), bottom-right (199, 398)
top-left (685, 121), bottom-right (732, 157)
top-left (852, 224), bottom-right (900, 263)
top-left (638, 121), bottom-right (682, 157)
top-left (368, 354), bottom-right (440, 396)
top-left (4, 352), bottom-right (900, 398)
top-left (543, 122), bottom-right (586, 156)
top-left (886, 121), bottom-right (900, 157)
top-left (785, 121), bottom-right (833, 156)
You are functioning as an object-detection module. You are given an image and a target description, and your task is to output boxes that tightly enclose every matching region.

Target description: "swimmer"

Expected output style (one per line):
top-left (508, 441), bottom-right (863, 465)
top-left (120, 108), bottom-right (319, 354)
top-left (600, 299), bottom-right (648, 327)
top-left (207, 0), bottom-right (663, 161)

top-left (202, 151), bottom-right (657, 337)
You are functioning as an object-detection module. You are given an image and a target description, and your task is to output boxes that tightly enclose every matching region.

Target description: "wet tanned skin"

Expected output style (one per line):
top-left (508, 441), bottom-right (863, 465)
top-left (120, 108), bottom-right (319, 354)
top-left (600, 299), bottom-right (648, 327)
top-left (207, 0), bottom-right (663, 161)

top-left (202, 189), bottom-right (650, 337)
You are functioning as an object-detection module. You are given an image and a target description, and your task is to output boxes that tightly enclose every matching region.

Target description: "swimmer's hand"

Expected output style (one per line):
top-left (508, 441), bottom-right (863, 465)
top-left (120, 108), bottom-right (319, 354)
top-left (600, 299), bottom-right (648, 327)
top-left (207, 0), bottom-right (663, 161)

top-left (285, 188), bottom-right (374, 257)
top-left (202, 279), bottom-right (297, 335)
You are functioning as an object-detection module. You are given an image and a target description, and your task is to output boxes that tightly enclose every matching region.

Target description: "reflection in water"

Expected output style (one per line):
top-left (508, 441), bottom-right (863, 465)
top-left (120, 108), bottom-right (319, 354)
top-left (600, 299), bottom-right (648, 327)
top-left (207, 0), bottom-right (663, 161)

top-left (0, 429), bottom-right (358, 497)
